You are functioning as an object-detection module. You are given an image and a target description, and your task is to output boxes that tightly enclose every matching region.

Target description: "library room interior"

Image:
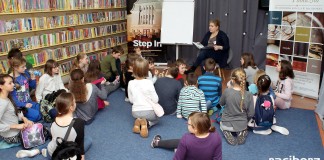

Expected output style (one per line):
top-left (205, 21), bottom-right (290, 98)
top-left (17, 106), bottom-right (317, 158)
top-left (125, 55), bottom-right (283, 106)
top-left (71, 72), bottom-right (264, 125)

top-left (0, 0), bottom-right (324, 159)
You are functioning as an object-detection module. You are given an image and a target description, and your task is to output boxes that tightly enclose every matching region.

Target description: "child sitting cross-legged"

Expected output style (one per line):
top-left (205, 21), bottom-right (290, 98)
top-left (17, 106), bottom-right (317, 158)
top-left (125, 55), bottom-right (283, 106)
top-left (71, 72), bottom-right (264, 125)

top-left (177, 73), bottom-right (207, 119)
top-left (154, 65), bottom-right (182, 115)
top-left (69, 69), bottom-right (108, 124)
top-left (198, 58), bottom-right (222, 115)
top-left (84, 60), bottom-right (110, 110)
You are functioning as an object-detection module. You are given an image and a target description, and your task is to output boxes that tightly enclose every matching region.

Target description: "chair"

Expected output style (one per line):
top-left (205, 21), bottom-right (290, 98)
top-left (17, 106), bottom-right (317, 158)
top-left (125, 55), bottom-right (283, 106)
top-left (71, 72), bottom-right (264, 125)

top-left (215, 48), bottom-right (233, 81)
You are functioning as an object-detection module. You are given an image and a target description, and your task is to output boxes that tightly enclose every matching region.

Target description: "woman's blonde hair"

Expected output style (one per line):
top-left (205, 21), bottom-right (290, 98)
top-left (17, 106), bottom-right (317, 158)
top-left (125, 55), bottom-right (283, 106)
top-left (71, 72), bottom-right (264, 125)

top-left (230, 68), bottom-right (246, 112)
top-left (209, 19), bottom-right (220, 27)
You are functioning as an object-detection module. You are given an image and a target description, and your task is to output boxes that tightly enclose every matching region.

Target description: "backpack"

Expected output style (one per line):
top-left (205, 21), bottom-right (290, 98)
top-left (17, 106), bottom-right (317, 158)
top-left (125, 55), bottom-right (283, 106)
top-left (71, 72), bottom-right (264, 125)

top-left (40, 99), bottom-right (55, 123)
top-left (21, 123), bottom-right (45, 149)
top-left (40, 89), bottom-right (66, 123)
top-left (254, 95), bottom-right (275, 130)
top-left (52, 119), bottom-right (82, 160)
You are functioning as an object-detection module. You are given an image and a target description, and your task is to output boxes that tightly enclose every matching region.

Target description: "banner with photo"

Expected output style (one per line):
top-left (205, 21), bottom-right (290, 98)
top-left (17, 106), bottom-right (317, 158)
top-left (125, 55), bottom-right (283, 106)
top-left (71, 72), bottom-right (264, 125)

top-left (266, 0), bottom-right (324, 98)
top-left (127, 0), bottom-right (167, 63)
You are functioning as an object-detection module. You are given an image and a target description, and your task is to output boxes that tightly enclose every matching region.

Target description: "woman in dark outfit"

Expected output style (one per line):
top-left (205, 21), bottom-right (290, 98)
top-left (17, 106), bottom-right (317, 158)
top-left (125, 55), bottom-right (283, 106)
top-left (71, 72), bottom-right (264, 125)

top-left (186, 19), bottom-right (230, 74)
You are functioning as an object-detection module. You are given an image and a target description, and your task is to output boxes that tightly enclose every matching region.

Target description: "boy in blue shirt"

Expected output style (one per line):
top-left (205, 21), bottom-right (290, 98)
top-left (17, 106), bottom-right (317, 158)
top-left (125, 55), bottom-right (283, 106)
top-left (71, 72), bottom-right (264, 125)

top-left (198, 58), bottom-right (222, 115)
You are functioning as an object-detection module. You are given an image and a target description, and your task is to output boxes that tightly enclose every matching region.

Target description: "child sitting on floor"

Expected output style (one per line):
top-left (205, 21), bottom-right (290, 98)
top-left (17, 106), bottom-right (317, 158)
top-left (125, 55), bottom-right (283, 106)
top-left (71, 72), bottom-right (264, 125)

top-left (151, 112), bottom-right (222, 160)
top-left (154, 65), bottom-right (182, 115)
top-left (128, 58), bottom-right (159, 138)
top-left (146, 57), bottom-right (158, 84)
top-left (175, 59), bottom-right (187, 87)
top-left (177, 73), bottom-right (206, 119)
top-left (9, 58), bottom-right (41, 122)
top-left (219, 68), bottom-right (254, 145)
top-left (198, 58), bottom-right (222, 115)
top-left (85, 60), bottom-right (110, 110)
top-left (123, 53), bottom-right (139, 102)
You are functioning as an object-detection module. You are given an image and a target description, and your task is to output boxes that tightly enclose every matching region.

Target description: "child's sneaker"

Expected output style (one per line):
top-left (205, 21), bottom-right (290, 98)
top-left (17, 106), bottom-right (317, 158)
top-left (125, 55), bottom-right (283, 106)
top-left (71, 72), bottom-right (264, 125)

top-left (237, 129), bottom-right (248, 145)
top-left (151, 135), bottom-right (161, 148)
top-left (16, 149), bottom-right (40, 158)
top-left (253, 129), bottom-right (272, 135)
top-left (125, 97), bottom-right (130, 102)
top-left (223, 130), bottom-right (237, 145)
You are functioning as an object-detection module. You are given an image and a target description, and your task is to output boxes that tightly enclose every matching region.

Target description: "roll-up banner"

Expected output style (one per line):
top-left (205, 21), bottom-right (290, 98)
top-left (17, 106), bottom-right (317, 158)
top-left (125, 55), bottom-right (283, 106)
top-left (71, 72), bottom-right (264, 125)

top-left (266, 0), bottom-right (324, 99)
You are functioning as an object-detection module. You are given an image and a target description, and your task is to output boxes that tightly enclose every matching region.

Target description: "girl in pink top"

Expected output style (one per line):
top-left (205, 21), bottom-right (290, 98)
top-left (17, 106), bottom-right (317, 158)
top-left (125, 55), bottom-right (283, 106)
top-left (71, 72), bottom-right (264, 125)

top-left (274, 60), bottom-right (294, 109)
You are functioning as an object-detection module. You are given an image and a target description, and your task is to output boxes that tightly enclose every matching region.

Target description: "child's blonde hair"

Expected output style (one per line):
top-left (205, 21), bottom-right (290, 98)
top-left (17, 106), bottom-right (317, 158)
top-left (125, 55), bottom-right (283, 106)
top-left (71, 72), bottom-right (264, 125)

top-left (253, 69), bottom-right (266, 84)
top-left (133, 57), bottom-right (149, 78)
top-left (230, 68), bottom-right (246, 112)
top-left (71, 53), bottom-right (87, 71)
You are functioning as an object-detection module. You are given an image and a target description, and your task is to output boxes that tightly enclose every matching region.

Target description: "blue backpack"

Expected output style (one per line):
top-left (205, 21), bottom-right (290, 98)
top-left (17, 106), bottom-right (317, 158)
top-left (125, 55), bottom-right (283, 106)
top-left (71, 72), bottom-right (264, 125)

top-left (254, 95), bottom-right (275, 130)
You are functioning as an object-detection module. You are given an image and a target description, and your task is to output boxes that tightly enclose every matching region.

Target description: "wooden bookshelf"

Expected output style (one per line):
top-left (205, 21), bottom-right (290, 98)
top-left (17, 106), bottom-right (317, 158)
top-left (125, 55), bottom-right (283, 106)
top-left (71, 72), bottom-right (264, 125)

top-left (0, 7), bottom-right (126, 17)
top-left (0, 1), bottom-right (127, 74)
top-left (24, 31), bottom-right (125, 54)
top-left (0, 19), bottom-right (126, 38)
top-left (33, 42), bottom-right (127, 68)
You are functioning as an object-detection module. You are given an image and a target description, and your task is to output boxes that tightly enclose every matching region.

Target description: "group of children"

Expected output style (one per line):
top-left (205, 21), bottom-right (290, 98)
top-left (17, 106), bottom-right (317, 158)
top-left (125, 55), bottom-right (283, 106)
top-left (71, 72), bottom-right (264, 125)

top-left (0, 46), bottom-right (295, 159)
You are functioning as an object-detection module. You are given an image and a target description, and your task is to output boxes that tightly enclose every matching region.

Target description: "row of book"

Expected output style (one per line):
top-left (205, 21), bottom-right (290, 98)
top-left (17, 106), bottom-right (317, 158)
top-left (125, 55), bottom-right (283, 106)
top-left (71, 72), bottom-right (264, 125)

top-left (0, 11), bottom-right (126, 34)
top-left (0, 22), bottom-right (126, 53)
top-left (0, 34), bottom-right (126, 74)
top-left (0, 0), bottom-right (126, 13)
top-left (28, 35), bottom-right (126, 66)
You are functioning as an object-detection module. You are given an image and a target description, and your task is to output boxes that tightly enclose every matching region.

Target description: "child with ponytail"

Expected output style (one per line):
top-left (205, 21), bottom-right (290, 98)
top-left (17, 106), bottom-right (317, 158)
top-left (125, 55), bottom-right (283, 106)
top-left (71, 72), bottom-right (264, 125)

top-left (151, 112), bottom-right (222, 160)
top-left (47, 92), bottom-right (92, 159)
top-left (69, 69), bottom-right (108, 124)
top-left (219, 68), bottom-right (254, 145)
top-left (9, 58), bottom-right (41, 122)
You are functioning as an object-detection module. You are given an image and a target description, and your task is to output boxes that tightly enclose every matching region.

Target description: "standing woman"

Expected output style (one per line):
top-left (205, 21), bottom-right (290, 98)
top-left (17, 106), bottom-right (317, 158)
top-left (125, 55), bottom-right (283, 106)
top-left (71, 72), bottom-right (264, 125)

top-left (186, 19), bottom-right (230, 74)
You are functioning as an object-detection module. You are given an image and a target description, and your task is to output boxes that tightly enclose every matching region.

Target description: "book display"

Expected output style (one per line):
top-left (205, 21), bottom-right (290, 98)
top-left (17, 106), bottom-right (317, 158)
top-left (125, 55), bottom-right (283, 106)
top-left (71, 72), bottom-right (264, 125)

top-left (0, 0), bottom-right (127, 75)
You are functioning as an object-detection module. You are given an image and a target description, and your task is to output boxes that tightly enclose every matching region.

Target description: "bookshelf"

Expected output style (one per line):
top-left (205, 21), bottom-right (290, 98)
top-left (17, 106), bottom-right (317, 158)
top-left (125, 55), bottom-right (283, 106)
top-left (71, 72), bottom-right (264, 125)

top-left (0, 0), bottom-right (128, 76)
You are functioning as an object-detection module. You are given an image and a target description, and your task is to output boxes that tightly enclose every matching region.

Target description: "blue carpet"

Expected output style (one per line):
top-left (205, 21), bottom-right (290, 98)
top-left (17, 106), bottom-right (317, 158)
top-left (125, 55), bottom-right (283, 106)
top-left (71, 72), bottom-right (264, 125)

top-left (0, 89), bottom-right (323, 160)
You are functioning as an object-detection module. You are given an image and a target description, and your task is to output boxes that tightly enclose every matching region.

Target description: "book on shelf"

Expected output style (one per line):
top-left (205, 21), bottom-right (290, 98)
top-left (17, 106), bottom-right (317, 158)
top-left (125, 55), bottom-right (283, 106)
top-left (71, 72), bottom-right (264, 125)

top-left (0, 11), bottom-right (126, 35)
top-left (24, 34), bottom-right (126, 67)
top-left (0, 60), bottom-right (9, 74)
top-left (2, 22), bottom-right (127, 53)
top-left (0, 0), bottom-right (126, 13)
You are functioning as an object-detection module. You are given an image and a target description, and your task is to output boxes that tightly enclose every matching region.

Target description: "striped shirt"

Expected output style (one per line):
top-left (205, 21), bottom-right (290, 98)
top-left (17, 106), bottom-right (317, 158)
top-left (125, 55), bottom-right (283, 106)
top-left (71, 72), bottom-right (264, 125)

top-left (198, 72), bottom-right (222, 107)
top-left (177, 86), bottom-right (207, 119)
